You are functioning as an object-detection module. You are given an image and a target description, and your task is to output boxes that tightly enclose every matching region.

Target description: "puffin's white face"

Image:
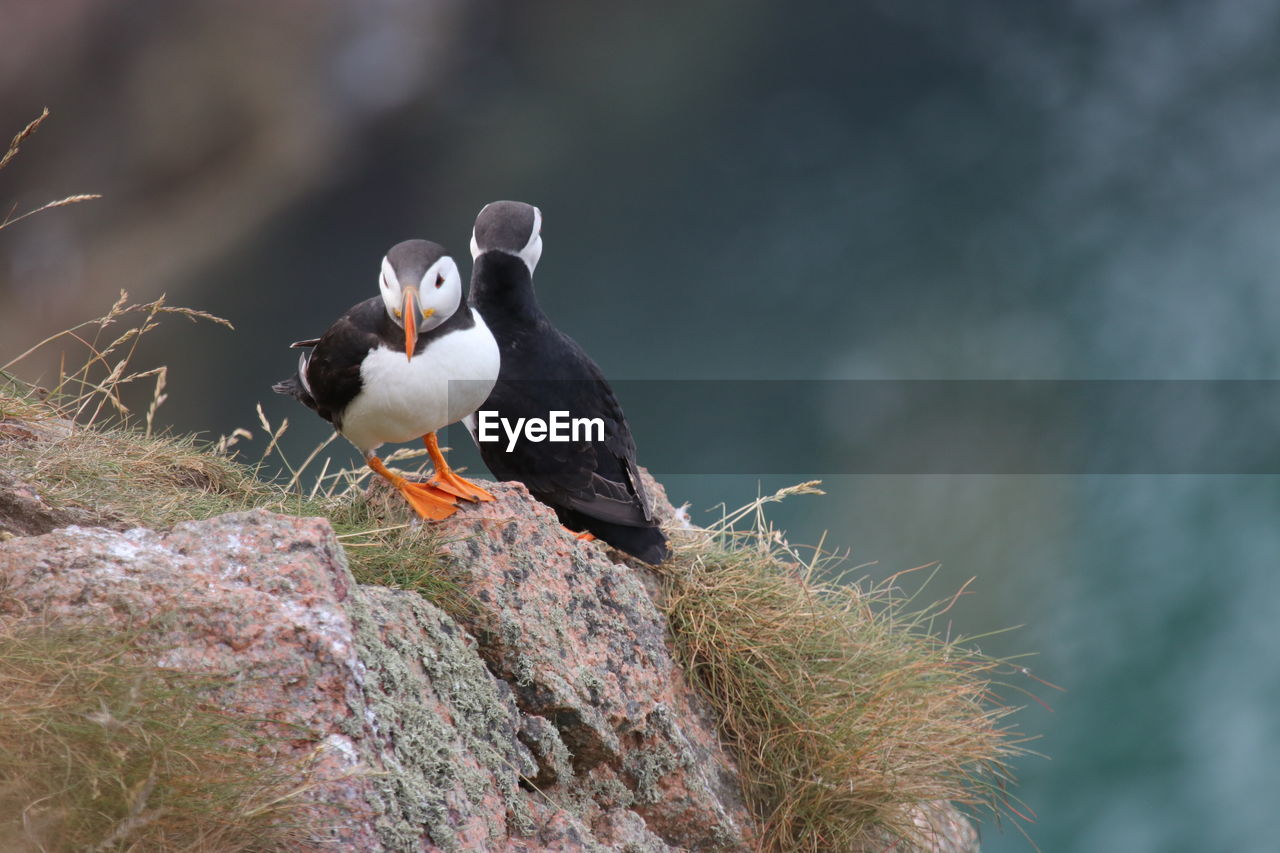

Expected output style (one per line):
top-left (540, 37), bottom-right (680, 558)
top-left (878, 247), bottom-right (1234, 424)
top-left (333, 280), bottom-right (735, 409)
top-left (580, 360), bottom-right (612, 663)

top-left (470, 204), bottom-right (543, 274)
top-left (379, 254), bottom-right (463, 359)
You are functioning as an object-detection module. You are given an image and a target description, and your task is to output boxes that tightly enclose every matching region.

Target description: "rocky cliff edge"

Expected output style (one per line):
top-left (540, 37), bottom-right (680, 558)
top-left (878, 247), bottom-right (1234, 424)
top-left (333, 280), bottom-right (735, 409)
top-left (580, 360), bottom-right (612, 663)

top-left (0, 432), bottom-right (980, 852)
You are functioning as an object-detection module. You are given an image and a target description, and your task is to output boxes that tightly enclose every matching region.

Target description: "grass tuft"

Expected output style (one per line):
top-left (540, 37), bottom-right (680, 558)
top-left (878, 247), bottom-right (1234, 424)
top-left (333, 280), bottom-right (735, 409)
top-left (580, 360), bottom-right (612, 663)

top-left (1, 289), bottom-right (232, 431)
top-left (657, 483), bottom-right (1036, 851)
top-left (0, 622), bottom-right (312, 852)
top-left (326, 499), bottom-right (477, 621)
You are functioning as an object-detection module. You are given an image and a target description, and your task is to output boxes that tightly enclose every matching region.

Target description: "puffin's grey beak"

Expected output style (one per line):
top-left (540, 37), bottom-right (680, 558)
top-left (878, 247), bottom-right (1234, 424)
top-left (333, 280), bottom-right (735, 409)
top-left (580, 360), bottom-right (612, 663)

top-left (402, 287), bottom-right (419, 360)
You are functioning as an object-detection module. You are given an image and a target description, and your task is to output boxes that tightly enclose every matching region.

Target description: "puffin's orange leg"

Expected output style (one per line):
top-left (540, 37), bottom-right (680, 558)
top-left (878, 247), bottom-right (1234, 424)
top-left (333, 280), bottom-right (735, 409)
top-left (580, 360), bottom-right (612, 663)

top-left (572, 529), bottom-right (597, 542)
top-left (423, 432), bottom-right (495, 502)
top-left (367, 455), bottom-right (459, 520)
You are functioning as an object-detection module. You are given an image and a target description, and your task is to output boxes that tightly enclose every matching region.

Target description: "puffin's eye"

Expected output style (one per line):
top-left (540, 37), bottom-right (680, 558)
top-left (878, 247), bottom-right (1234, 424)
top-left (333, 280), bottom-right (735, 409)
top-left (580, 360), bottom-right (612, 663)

top-left (435, 273), bottom-right (445, 289)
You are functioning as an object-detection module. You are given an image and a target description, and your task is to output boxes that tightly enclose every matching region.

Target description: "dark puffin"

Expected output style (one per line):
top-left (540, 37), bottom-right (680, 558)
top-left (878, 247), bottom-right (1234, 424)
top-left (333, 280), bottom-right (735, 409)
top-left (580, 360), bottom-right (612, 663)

top-left (464, 200), bottom-right (669, 564)
top-left (273, 239), bottom-right (499, 519)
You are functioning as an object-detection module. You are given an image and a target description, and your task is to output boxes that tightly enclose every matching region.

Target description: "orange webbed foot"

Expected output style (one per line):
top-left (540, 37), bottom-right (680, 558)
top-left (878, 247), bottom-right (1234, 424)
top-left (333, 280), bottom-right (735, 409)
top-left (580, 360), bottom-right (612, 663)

top-left (423, 432), bottom-right (495, 503)
top-left (368, 455), bottom-right (460, 520)
top-left (564, 527), bottom-right (597, 542)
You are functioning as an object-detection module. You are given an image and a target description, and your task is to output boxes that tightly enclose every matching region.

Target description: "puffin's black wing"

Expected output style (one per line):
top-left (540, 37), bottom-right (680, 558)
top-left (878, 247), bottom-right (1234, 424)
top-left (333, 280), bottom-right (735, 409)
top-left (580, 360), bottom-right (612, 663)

top-left (561, 369), bottom-right (654, 527)
top-left (272, 298), bottom-right (386, 428)
top-left (477, 329), bottom-right (653, 528)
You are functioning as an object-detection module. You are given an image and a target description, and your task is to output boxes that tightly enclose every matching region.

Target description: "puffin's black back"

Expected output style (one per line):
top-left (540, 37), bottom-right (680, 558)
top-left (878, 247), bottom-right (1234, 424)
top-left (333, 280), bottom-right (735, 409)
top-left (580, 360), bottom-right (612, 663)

top-left (470, 251), bottom-right (669, 565)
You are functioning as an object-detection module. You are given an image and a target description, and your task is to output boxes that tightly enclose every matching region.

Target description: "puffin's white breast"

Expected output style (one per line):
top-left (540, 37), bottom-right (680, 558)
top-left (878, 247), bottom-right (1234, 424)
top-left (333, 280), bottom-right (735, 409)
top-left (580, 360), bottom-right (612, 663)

top-left (340, 310), bottom-right (499, 455)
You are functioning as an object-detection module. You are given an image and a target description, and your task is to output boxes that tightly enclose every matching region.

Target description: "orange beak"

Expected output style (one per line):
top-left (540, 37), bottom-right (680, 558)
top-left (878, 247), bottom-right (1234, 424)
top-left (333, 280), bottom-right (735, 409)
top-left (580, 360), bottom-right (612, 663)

top-left (402, 287), bottom-right (418, 360)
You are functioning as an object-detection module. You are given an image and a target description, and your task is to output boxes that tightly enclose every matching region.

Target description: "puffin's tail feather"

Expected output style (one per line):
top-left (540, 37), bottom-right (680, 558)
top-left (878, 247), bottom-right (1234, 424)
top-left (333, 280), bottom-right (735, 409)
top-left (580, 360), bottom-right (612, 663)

top-left (614, 525), bottom-right (675, 563)
top-left (272, 374), bottom-right (318, 411)
top-left (603, 524), bottom-right (669, 565)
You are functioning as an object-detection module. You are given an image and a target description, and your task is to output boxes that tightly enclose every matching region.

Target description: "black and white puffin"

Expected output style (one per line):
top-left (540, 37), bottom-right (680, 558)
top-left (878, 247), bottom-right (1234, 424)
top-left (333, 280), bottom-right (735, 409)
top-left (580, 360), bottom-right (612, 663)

top-left (273, 239), bottom-right (499, 519)
top-left (464, 201), bottom-right (669, 564)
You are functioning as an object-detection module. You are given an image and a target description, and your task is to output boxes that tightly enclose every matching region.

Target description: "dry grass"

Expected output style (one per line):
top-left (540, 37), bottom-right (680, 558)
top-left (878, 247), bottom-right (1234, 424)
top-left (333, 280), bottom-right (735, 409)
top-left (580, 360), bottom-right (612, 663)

top-left (328, 500), bottom-right (476, 622)
top-left (1, 368), bottom-right (266, 530)
top-left (1, 109), bottom-right (100, 229)
top-left (0, 623), bottom-right (313, 852)
top-left (1, 289), bottom-right (232, 436)
top-left (658, 484), bottom-right (1038, 851)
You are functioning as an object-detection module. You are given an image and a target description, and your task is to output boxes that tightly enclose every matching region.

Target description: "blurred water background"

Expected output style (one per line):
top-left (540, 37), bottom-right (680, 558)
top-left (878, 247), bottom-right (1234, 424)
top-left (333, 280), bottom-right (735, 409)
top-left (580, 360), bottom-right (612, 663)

top-left (4, 2), bottom-right (1279, 849)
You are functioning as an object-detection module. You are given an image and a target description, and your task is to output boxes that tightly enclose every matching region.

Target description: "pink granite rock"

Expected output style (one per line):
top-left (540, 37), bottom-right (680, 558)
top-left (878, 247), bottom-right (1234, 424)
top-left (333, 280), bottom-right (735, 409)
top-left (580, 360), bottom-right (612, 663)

top-left (0, 460), bottom-right (979, 851)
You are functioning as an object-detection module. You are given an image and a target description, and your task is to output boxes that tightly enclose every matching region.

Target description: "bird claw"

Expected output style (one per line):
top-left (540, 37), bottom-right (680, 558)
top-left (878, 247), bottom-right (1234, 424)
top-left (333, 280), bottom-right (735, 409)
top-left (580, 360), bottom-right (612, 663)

top-left (428, 470), bottom-right (495, 503)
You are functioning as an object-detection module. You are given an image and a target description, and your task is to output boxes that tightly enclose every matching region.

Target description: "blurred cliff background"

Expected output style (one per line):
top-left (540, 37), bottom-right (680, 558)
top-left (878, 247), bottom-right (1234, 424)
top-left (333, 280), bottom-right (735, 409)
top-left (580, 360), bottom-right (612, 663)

top-left (4, 2), bottom-right (1279, 850)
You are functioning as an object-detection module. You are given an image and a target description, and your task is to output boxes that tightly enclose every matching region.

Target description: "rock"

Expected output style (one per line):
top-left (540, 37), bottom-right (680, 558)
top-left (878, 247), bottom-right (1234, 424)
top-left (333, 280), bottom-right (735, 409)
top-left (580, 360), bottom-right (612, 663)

top-left (0, 458), bottom-right (979, 851)
top-left (0, 497), bottom-right (754, 850)
top-left (898, 801), bottom-right (981, 853)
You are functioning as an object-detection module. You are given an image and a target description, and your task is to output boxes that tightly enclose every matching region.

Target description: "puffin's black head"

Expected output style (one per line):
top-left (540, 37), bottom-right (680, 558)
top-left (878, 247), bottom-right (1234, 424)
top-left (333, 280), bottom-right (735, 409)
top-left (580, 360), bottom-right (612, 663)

top-left (470, 200), bottom-right (543, 273)
top-left (379, 239), bottom-right (463, 360)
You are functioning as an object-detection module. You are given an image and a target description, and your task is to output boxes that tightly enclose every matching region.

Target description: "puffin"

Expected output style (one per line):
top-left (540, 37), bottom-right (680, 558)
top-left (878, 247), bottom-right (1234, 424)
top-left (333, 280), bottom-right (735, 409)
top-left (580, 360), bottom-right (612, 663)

top-left (273, 239), bottom-right (499, 519)
top-left (464, 200), bottom-right (669, 565)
